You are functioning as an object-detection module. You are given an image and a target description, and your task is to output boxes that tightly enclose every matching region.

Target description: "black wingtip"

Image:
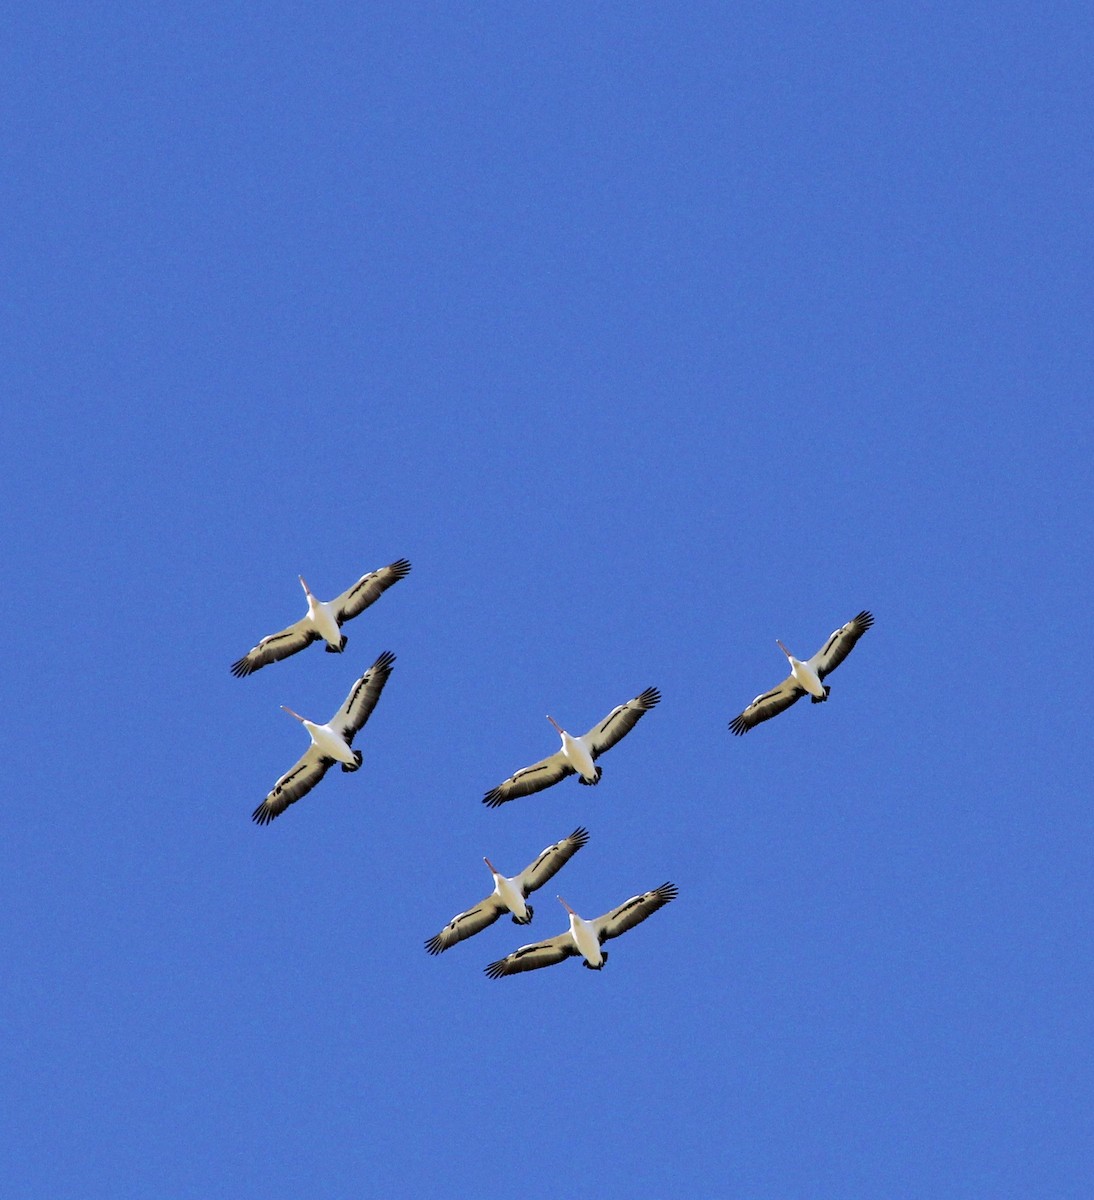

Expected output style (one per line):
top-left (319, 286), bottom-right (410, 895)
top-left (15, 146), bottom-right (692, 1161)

top-left (231, 657), bottom-right (254, 678)
top-left (569, 826), bottom-right (591, 847)
top-left (482, 788), bottom-right (505, 808)
top-left (638, 686), bottom-right (661, 708)
top-left (370, 650), bottom-right (397, 673)
top-left (389, 558), bottom-right (412, 577)
top-left (854, 609), bottom-right (875, 630)
top-left (729, 716), bottom-right (748, 736)
top-left (251, 802), bottom-right (273, 825)
top-left (484, 960), bottom-right (508, 979)
top-left (424, 936), bottom-right (444, 956)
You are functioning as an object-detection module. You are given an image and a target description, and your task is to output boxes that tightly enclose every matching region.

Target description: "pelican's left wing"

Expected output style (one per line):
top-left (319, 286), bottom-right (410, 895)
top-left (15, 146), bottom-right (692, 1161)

top-left (482, 753), bottom-right (573, 808)
top-left (583, 686), bottom-right (661, 760)
top-left (331, 651), bottom-right (396, 742)
top-left (808, 610), bottom-right (874, 679)
top-left (484, 932), bottom-right (579, 978)
top-left (331, 559), bottom-right (412, 624)
top-left (515, 827), bottom-right (590, 896)
top-left (252, 747), bottom-right (333, 825)
top-left (594, 882), bottom-right (679, 943)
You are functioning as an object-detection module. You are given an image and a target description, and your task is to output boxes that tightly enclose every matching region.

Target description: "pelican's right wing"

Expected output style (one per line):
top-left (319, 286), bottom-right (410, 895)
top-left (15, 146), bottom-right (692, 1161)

top-left (425, 894), bottom-right (508, 955)
top-left (252, 746), bottom-right (332, 825)
top-left (482, 752), bottom-right (573, 808)
top-left (231, 618), bottom-right (318, 678)
top-left (728, 676), bottom-right (805, 735)
top-left (484, 932), bottom-right (578, 978)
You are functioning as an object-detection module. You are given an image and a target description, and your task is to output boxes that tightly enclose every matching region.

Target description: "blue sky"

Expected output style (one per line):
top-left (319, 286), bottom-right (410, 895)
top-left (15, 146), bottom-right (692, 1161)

top-left (3, 4), bottom-right (1092, 1197)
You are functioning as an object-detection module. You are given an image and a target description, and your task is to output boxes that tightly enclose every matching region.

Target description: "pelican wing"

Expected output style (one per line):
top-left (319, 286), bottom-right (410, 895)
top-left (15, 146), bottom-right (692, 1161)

top-left (808, 610), bottom-right (874, 679)
top-left (425, 894), bottom-right (508, 955)
top-left (482, 752), bottom-right (573, 808)
top-left (252, 747), bottom-right (333, 825)
top-left (331, 559), bottom-right (412, 624)
top-left (515, 827), bottom-right (591, 896)
top-left (583, 686), bottom-right (661, 760)
top-left (331, 651), bottom-right (396, 743)
top-left (484, 932), bottom-right (578, 978)
top-left (594, 882), bottom-right (679, 944)
top-left (231, 618), bottom-right (318, 678)
top-left (728, 676), bottom-right (805, 735)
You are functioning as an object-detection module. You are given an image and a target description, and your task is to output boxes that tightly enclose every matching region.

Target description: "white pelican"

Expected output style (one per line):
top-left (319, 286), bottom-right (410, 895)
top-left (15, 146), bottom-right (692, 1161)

top-left (729, 610), bottom-right (874, 735)
top-left (484, 882), bottom-right (678, 977)
top-left (252, 651), bottom-right (395, 825)
top-left (231, 559), bottom-right (410, 677)
top-left (482, 686), bottom-right (661, 808)
top-left (425, 827), bottom-right (590, 955)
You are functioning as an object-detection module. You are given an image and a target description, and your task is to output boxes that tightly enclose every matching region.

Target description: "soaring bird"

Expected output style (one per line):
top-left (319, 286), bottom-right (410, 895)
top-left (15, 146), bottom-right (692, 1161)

top-left (425, 827), bottom-right (590, 955)
top-left (482, 686), bottom-right (661, 808)
top-left (252, 651), bottom-right (395, 825)
top-left (729, 610), bottom-right (874, 735)
top-left (485, 883), bottom-right (678, 977)
top-left (231, 560), bottom-right (410, 677)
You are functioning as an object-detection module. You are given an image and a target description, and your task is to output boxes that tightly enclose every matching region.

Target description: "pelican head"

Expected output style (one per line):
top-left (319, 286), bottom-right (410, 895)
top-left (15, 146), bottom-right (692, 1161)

top-left (776, 639), bottom-right (792, 659)
top-left (557, 895), bottom-right (577, 916)
top-left (546, 715), bottom-right (564, 735)
top-left (280, 705), bottom-right (306, 723)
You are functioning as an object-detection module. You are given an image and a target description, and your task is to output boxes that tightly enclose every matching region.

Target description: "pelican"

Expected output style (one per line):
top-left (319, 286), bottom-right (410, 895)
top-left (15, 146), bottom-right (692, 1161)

top-left (425, 827), bottom-right (590, 955)
top-left (231, 559), bottom-right (410, 677)
top-left (729, 610), bottom-right (874, 735)
top-left (484, 882), bottom-right (678, 977)
top-left (251, 651), bottom-right (395, 825)
top-left (482, 686), bottom-right (661, 808)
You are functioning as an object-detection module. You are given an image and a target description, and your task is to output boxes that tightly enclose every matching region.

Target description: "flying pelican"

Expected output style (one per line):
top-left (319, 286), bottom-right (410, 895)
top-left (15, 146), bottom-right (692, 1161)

top-left (425, 827), bottom-right (590, 955)
top-left (484, 882), bottom-right (678, 977)
top-left (729, 610), bottom-right (874, 735)
top-left (252, 651), bottom-right (395, 825)
top-left (482, 686), bottom-right (661, 808)
top-left (231, 559), bottom-right (410, 677)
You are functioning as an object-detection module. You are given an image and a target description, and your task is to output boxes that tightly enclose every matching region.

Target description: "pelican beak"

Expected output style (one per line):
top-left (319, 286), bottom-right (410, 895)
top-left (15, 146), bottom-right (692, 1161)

top-left (483, 856), bottom-right (496, 874)
top-left (776, 639), bottom-right (791, 658)
top-left (546, 715), bottom-right (562, 733)
top-left (299, 575), bottom-right (311, 595)
top-left (280, 705), bottom-right (305, 722)
top-left (557, 895), bottom-right (574, 915)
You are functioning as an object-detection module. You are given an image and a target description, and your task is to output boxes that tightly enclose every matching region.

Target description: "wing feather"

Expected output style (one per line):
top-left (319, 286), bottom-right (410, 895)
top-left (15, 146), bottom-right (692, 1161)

top-left (484, 932), bottom-right (578, 978)
top-left (515, 827), bottom-right (590, 896)
top-left (584, 686), bottom-right (661, 760)
top-left (594, 882), bottom-right (679, 943)
top-left (425, 895), bottom-right (508, 955)
top-left (331, 559), bottom-right (412, 624)
top-left (482, 753), bottom-right (572, 808)
top-left (231, 619), bottom-right (318, 678)
top-left (331, 651), bottom-right (396, 742)
top-left (252, 747), bottom-right (332, 825)
top-left (728, 677), bottom-right (805, 735)
top-left (809, 610), bottom-right (874, 679)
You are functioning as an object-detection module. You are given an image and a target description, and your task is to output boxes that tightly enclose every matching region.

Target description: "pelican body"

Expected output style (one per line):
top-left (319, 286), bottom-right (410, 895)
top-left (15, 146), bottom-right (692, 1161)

top-left (425, 829), bottom-right (590, 955)
top-left (729, 611), bottom-right (874, 735)
top-left (231, 560), bottom-right (411, 677)
top-left (484, 883), bottom-right (679, 978)
top-left (282, 705), bottom-right (361, 771)
top-left (482, 686), bottom-right (661, 808)
top-left (548, 715), bottom-right (598, 783)
top-left (252, 650), bottom-right (396, 825)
